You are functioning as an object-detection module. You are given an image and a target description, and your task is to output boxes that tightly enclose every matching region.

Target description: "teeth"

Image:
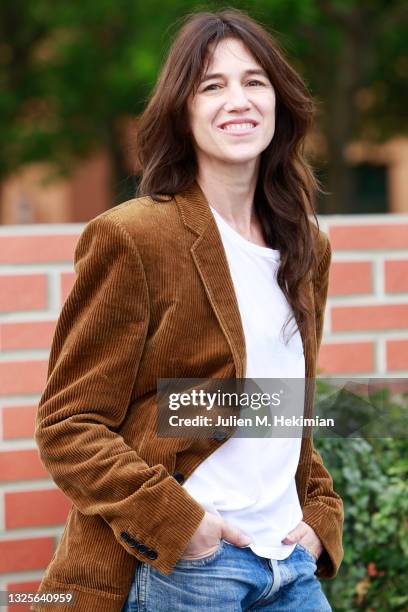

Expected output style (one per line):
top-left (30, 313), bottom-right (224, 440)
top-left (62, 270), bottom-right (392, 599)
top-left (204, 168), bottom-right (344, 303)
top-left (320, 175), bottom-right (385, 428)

top-left (222, 123), bottom-right (255, 131)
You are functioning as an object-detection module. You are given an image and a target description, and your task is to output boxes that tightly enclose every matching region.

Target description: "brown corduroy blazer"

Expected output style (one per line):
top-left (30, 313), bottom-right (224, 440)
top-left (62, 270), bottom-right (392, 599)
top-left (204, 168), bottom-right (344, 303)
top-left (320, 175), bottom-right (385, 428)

top-left (33, 181), bottom-right (343, 612)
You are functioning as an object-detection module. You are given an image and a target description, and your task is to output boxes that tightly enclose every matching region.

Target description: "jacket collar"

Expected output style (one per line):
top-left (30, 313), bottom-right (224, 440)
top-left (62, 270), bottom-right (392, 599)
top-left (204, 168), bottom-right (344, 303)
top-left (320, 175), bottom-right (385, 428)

top-left (175, 180), bottom-right (315, 380)
top-left (174, 180), bottom-right (214, 236)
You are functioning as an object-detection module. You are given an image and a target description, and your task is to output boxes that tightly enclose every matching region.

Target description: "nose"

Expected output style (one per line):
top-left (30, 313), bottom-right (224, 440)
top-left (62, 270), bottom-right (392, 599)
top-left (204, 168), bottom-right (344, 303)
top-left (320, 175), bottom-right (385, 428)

top-left (224, 85), bottom-right (251, 112)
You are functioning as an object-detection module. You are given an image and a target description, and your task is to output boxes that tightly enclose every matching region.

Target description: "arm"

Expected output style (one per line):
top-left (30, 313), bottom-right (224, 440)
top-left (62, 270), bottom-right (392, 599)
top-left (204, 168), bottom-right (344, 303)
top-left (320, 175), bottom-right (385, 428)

top-left (303, 234), bottom-right (344, 578)
top-left (35, 214), bottom-right (205, 576)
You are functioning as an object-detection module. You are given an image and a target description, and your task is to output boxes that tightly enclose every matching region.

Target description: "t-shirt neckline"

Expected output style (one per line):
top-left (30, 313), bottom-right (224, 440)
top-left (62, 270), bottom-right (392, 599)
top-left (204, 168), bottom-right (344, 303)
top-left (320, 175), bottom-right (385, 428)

top-left (210, 205), bottom-right (280, 261)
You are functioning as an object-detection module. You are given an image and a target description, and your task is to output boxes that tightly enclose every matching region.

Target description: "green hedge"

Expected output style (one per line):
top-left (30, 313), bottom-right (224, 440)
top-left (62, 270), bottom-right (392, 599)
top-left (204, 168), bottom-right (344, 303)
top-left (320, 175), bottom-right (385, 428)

top-left (316, 435), bottom-right (408, 611)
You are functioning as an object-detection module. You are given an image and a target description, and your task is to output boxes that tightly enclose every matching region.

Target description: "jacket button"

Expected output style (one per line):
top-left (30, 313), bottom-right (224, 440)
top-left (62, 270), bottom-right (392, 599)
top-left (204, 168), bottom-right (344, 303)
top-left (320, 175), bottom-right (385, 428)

top-left (212, 428), bottom-right (228, 441)
top-left (172, 471), bottom-right (185, 484)
top-left (137, 544), bottom-right (149, 554)
top-left (127, 538), bottom-right (139, 548)
top-left (147, 549), bottom-right (158, 560)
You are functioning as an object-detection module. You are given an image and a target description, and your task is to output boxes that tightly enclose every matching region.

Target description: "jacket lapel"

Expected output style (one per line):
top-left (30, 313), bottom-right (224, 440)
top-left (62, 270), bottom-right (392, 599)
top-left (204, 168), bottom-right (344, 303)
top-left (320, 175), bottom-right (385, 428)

top-left (175, 182), bottom-right (246, 378)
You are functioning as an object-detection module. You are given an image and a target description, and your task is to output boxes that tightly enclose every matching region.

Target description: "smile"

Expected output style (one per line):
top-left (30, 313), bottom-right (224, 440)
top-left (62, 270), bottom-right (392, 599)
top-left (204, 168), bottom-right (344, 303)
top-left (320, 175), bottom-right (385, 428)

top-left (223, 122), bottom-right (256, 131)
top-left (217, 123), bottom-right (258, 136)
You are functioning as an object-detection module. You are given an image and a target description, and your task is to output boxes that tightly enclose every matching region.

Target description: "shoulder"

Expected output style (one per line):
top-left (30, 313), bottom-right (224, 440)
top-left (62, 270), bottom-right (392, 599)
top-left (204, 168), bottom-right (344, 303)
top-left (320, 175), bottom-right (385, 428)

top-left (75, 195), bottom-right (184, 264)
top-left (310, 223), bottom-right (331, 271)
top-left (309, 224), bottom-right (332, 291)
top-left (88, 195), bottom-right (181, 240)
top-left (74, 195), bottom-right (188, 276)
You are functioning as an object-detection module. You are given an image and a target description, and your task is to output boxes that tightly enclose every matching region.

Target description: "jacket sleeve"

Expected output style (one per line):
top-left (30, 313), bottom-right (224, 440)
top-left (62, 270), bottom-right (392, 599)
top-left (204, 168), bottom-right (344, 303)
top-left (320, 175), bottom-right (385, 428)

top-left (302, 234), bottom-right (344, 579)
top-left (34, 213), bottom-right (205, 576)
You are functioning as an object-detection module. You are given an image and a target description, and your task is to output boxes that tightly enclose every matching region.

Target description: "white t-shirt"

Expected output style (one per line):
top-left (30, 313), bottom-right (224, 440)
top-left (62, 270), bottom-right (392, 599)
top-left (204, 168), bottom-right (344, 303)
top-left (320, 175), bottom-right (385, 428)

top-left (182, 205), bottom-right (305, 560)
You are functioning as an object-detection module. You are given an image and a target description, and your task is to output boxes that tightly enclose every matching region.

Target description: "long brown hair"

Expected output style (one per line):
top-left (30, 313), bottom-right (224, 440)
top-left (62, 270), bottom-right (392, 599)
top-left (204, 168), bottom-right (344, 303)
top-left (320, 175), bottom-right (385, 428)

top-left (136, 7), bottom-right (322, 343)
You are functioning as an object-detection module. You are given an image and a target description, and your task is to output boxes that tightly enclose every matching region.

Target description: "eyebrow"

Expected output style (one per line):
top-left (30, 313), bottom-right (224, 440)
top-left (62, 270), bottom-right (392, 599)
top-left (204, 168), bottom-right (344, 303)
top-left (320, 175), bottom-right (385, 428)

top-left (199, 68), bottom-right (268, 84)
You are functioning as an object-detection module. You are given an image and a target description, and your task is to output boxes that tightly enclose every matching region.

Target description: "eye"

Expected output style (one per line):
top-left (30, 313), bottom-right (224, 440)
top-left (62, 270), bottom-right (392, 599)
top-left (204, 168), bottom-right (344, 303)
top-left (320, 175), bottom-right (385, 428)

top-left (247, 80), bottom-right (265, 86)
top-left (203, 83), bottom-right (221, 92)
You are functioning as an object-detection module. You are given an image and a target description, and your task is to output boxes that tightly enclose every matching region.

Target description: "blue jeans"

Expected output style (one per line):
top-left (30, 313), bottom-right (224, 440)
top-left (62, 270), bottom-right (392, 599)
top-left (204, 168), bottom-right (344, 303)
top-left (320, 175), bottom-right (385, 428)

top-left (122, 540), bottom-right (332, 611)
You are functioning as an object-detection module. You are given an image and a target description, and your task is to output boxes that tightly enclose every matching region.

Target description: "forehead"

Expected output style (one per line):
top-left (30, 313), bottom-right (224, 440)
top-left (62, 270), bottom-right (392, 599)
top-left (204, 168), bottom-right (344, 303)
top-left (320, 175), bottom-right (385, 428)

top-left (204, 37), bottom-right (261, 72)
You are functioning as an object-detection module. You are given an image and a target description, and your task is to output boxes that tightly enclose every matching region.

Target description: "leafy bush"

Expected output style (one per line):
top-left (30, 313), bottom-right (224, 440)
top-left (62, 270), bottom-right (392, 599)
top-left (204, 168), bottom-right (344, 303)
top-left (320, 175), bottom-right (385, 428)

top-left (316, 434), bottom-right (408, 611)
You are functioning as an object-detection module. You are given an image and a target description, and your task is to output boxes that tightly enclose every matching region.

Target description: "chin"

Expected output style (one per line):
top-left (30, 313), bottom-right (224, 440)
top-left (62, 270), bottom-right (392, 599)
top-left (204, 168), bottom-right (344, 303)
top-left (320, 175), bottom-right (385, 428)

top-left (220, 151), bottom-right (262, 165)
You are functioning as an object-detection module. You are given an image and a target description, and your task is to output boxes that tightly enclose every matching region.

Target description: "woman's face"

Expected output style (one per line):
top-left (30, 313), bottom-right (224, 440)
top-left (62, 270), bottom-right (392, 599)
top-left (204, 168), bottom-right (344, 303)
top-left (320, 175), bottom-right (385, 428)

top-left (187, 37), bottom-right (276, 168)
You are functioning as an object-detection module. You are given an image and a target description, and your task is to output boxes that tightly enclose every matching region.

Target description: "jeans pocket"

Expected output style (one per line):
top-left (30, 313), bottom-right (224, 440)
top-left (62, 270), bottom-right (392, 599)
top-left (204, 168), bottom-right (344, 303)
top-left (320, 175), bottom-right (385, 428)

top-left (296, 542), bottom-right (318, 564)
top-left (176, 539), bottom-right (224, 567)
top-left (122, 561), bottom-right (148, 612)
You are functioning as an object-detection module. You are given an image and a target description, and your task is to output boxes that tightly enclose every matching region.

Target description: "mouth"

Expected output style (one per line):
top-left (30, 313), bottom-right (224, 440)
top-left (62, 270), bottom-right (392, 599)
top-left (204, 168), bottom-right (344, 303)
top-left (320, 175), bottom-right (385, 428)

top-left (217, 122), bottom-right (259, 136)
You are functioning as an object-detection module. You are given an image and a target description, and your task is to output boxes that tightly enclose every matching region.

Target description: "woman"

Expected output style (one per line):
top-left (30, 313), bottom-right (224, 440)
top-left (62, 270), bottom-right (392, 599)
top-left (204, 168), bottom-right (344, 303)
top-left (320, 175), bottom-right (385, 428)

top-left (33, 8), bottom-right (343, 612)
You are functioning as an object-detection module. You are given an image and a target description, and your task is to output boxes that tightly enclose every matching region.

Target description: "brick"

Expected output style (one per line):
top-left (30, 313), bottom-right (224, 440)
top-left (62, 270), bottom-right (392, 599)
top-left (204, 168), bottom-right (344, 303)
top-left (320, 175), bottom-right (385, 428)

top-left (0, 449), bottom-right (49, 482)
top-left (0, 234), bottom-right (79, 264)
top-left (7, 581), bottom-right (41, 612)
top-left (319, 342), bottom-right (374, 374)
top-left (5, 489), bottom-right (71, 529)
top-left (2, 404), bottom-right (37, 440)
top-left (0, 275), bottom-right (47, 312)
top-left (0, 320), bottom-right (56, 350)
top-left (385, 260), bottom-right (408, 293)
top-left (0, 360), bottom-right (48, 395)
top-left (328, 262), bottom-right (372, 296)
top-left (332, 304), bottom-right (408, 331)
top-left (60, 271), bottom-right (76, 302)
top-left (7, 580), bottom-right (42, 591)
top-left (0, 537), bottom-right (54, 573)
top-left (329, 224), bottom-right (408, 250)
top-left (386, 339), bottom-right (408, 371)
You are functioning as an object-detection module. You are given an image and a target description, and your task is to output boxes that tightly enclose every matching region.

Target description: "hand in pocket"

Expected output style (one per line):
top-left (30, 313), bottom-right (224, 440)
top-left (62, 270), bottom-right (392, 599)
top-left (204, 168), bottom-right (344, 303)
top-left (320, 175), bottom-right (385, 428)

top-left (282, 520), bottom-right (323, 561)
top-left (181, 511), bottom-right (251, 560)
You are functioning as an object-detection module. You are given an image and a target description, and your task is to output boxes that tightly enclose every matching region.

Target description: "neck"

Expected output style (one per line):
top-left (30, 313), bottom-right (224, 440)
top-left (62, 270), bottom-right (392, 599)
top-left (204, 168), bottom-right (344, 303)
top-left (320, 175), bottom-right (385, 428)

top-left (196, 157), bottom-right (261, 236)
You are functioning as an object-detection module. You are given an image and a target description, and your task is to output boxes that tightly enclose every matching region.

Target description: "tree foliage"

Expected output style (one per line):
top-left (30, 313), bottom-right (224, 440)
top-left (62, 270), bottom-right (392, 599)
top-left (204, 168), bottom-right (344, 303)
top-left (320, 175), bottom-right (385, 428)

top-left (0, 0), bottom-right (406, 207)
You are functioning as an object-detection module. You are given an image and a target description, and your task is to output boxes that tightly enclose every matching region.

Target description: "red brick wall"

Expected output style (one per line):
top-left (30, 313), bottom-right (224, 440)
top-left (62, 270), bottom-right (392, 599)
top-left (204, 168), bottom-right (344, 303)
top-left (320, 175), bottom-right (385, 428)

top-left (0, 215), bottom-right (407, 608)
top-left (0, 225), bottom-right (80, 610)
top-left (319, 216), bottom-right (408, 375)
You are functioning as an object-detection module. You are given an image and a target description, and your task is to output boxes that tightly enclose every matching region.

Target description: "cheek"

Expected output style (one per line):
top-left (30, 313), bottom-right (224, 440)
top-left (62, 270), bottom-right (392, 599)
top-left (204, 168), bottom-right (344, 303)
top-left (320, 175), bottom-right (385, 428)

top-left (263, 110), bottom-right (276, 136)
top-left (188, 114), bottom-right (205, 147)
top-left (191, 107), bottom-right (218, 141)
top-left (259, 94), bottom-right (276, 120)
